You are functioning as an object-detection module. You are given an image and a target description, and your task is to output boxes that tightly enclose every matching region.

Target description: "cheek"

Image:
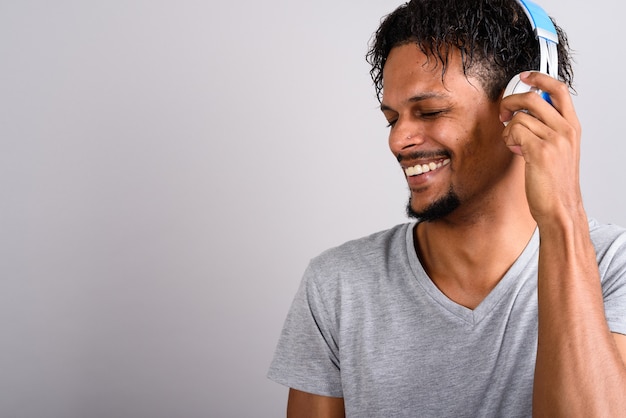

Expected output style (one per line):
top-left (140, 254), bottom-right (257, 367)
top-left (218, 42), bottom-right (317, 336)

top-left (455, 124), bottom-right (508, 176)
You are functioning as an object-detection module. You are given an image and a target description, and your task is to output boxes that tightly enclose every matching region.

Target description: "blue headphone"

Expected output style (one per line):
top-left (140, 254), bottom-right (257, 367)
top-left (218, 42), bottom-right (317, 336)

top-left (503, 0), bottom-right (558, 102)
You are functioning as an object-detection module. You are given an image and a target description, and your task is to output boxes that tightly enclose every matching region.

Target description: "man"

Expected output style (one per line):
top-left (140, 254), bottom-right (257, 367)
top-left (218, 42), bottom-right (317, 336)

top-left (268, 0), bottom-right (626, 416)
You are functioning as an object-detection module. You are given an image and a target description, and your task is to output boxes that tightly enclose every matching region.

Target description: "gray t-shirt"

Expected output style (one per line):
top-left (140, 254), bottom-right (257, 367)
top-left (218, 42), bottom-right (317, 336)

top-left (268, 219), bottom-right (626, 417)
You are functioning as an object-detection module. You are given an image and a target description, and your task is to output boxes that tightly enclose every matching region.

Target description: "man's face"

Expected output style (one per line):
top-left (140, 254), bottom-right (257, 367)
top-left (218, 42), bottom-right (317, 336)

top-left (380, 44), bottom-right (514, 222)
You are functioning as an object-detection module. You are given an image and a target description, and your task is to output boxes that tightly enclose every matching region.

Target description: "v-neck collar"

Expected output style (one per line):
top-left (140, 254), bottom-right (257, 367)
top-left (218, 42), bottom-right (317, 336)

top-left (404, 222), bottom-right (539, 325)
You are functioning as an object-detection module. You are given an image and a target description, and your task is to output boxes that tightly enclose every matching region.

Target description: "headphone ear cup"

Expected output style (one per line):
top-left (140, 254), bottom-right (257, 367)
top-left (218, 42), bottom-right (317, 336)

top-left (503, 73), bottom-right (532, 98)
top-left (503, 71), bottom-right (552, 103)
top-left (501, 71), bottom-right (553, 126)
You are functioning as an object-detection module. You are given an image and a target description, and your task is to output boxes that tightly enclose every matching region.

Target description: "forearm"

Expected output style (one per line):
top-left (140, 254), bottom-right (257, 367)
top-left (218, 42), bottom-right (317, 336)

top-left (533, 213), bottom-right (626, 417)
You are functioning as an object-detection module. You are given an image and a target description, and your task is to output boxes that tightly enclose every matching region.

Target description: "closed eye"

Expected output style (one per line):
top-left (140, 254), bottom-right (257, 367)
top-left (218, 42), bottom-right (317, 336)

top-left (420, 110), bottom-right (447, 119)
top-left (385, 111), bottom-right (444, 128)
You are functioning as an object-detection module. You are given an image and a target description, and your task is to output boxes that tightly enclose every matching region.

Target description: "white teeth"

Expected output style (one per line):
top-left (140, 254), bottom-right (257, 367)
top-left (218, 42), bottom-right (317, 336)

top-left (404, 158), bottom-right (451, 177)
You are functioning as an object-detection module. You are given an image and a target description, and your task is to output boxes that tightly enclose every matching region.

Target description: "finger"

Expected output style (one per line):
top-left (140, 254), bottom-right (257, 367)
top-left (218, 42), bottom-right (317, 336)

top-left (500, 79), bottom-right (578, 144)
top-left (502, 111), bottom-right (554, 157)
top-left (519, 72), bottom-right (580, 132)
top-left (500, 89), bottom-right (561, 127)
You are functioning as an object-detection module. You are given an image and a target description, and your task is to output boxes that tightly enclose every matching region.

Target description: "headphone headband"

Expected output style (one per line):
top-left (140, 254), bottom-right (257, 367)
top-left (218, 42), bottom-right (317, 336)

top-left (516, 0), bottom-right (559, 78)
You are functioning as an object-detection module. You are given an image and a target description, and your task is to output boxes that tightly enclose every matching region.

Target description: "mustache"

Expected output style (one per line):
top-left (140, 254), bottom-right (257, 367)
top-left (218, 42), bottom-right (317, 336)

top-left (396, 150), bottom-right (450, 163)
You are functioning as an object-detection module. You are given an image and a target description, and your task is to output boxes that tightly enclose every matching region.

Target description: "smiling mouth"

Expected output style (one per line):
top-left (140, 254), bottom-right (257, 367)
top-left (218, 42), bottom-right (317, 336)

top-left (404, 159), bottom-right (451, 177)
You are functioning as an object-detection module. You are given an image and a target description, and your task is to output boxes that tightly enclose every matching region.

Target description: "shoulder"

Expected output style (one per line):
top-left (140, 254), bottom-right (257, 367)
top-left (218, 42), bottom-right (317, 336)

top-left (302, 223), bottom-right (414, 291)
top-left (588, 218), bottom-right (626, 257)
top-left (587, 218), bottom-right (626, 282)
top-left (310, 223), bottom-right (412, 271)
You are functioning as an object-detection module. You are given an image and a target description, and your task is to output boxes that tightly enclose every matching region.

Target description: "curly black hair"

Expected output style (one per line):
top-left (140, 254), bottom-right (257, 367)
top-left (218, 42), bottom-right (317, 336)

top-left (366, 0), bottom-right (573, 102)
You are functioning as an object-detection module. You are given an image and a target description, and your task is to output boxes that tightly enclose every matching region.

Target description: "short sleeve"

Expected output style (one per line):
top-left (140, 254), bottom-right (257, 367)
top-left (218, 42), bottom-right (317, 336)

top-left (590, 221), bottom-right (626, 336)
top-left (267, 261), bottom-right (343, 397)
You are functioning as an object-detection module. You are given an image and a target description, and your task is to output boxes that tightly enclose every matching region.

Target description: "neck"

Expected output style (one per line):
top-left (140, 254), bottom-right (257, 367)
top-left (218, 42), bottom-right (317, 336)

top-left (414, 182), bottom-right (536, 310)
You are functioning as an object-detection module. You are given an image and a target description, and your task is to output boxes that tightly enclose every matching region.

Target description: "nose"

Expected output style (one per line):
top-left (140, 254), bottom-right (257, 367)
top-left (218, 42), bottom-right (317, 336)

top-left (388, 118), bottom-right (424, 156)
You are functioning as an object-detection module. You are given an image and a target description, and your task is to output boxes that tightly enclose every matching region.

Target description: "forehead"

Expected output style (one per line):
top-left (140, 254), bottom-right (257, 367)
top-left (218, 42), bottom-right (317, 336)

top-left (381, 44), bottom-right (484, 105)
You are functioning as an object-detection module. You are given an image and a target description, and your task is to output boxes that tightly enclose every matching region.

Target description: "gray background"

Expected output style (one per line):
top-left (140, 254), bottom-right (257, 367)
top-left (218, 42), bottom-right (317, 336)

top-left (1, 0), bottom-right (622, 417)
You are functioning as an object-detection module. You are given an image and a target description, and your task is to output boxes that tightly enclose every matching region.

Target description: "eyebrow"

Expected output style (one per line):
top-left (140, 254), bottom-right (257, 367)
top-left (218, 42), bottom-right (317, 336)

top-left (380, 92), bottom-right (449, 112)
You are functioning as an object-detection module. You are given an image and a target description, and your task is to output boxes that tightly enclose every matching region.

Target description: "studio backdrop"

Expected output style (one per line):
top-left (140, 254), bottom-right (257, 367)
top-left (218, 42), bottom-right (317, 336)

top-left (1, 0), bottom-right (623, 416)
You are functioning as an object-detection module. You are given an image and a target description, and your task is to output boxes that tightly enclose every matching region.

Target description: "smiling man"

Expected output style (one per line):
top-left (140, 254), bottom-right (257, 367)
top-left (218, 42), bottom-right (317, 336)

top-left (268, 1), bottom-right (626, 416)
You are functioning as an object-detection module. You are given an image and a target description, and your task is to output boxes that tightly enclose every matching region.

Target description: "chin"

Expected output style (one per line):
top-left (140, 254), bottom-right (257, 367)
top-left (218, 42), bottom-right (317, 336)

top-left (406, 188), bottom-right (460, 222)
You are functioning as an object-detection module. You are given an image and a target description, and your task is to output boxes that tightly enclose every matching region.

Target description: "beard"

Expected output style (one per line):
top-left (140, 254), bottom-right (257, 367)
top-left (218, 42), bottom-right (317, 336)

top-left (406, 186), bottom-right (461, 222)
